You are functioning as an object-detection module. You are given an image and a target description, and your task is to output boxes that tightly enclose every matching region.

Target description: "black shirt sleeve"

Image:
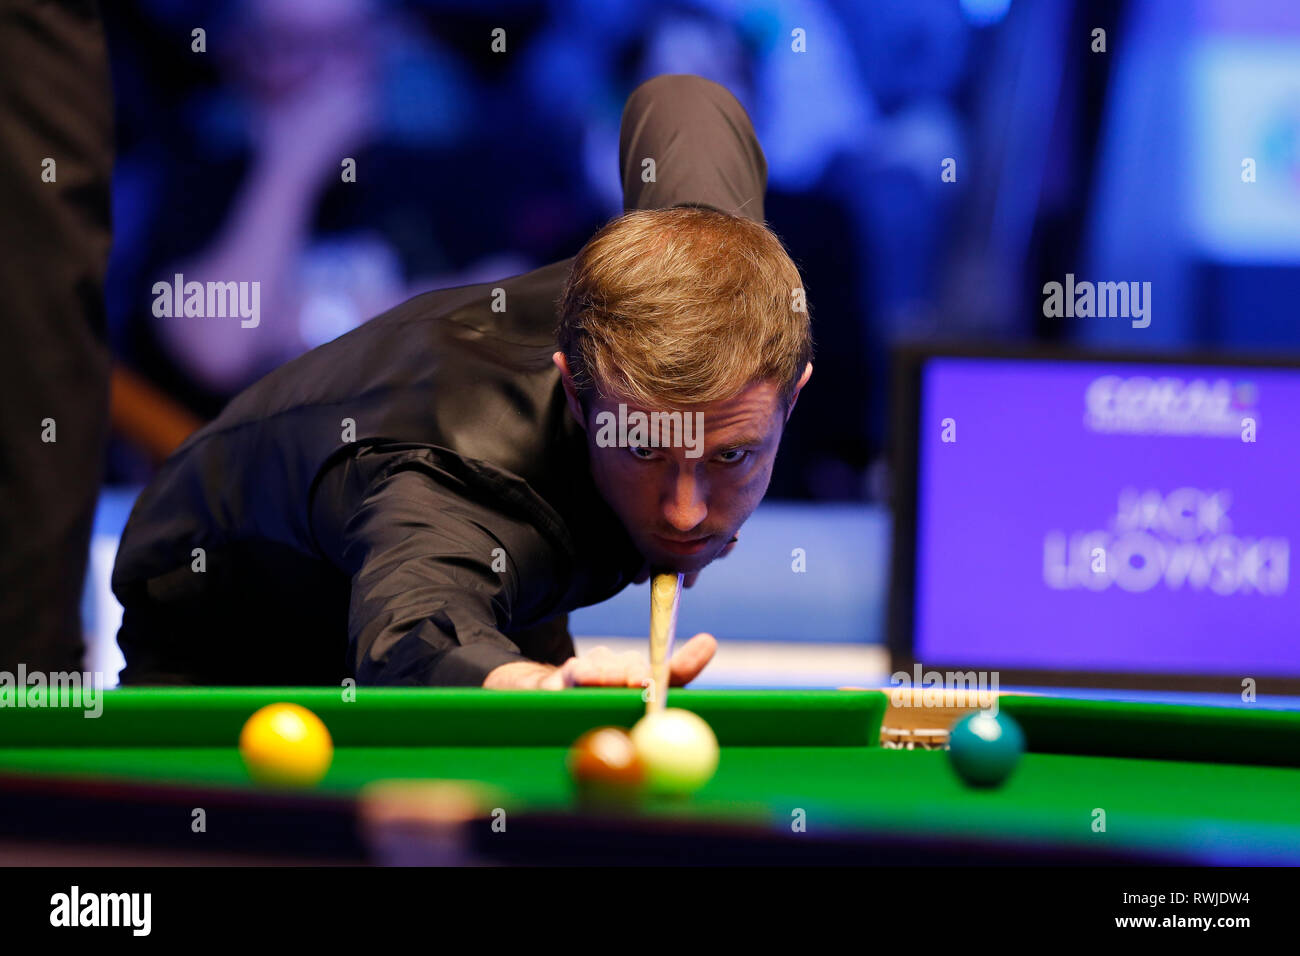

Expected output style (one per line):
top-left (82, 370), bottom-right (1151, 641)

top-left (321, 447), bottom-right (571, 686)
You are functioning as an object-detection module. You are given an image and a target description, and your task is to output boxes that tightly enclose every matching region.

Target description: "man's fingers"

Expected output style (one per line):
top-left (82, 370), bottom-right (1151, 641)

top-left (557, 644), bottom-right (674, 688)
top-left (568, 657), bottom-right (598, 685)
top-left (587, 658), bottom-right (621, 686)
top-left (668, 633), bottom-right (717, 686)
top-left (584, 645), bottom-right (618, 684)
top-left (541, 658), bottom-right (578, 689)
top-left (622, 651), bottom-right (650, 688)
top-left (568, 646), bottom-right (646, 686)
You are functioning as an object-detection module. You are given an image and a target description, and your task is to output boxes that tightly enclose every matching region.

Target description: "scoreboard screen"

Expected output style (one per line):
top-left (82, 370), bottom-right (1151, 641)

top-left (896, 350), bottom-right (1300, 685)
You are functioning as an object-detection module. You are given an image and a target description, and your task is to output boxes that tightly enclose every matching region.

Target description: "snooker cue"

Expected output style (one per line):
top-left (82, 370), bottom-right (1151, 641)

top-left (648, 572), bottom-right (683, 713)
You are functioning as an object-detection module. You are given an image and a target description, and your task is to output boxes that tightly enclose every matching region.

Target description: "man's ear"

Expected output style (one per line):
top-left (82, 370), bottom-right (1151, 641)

top-left (785, 362), bottom-right (813, 422)
top-left (552, 352), bottom-right (588, 429)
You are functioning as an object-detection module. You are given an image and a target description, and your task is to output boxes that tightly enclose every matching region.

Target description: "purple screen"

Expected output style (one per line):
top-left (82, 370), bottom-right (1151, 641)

top-left (914, 358), bottom-right (1299, 675)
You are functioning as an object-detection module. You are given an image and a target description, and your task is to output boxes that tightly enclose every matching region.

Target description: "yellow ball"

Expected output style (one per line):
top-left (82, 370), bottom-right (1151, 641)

top-left (239, 703), bottom-right (333, 787)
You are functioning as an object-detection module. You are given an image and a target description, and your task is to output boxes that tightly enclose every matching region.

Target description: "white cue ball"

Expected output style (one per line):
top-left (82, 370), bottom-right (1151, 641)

top-left (629, 708), bottom-right (719, 796)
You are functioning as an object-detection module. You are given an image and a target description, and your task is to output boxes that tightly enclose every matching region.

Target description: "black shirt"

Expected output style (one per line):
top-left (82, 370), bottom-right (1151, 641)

top-left (110, 74), bottom-right (769, 686)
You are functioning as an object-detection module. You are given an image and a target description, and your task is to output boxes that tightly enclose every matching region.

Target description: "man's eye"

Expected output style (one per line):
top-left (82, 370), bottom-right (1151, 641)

top-left (716, 449), bottom-right (750, 464)
top-left (628, 445), bottom-right (656, 461)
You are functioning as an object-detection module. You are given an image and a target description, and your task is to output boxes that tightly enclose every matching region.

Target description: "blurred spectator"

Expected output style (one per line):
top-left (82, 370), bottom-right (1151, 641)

top-left (106, 0), bottom-right (598, 416)
top-left (0, 0), bottom-right (114, 672)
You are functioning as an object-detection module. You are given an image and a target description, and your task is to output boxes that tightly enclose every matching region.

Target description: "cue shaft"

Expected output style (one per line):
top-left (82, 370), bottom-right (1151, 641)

top-left (648, 572), bottom-right (683, 713)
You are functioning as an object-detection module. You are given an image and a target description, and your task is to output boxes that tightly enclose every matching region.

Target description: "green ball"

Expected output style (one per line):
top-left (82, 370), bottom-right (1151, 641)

top-left (948, 711), bottom-right (1025, 787)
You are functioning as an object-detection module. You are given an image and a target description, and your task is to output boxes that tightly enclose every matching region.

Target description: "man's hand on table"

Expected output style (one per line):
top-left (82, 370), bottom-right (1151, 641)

top-left (484, 535), bottom-right (734, 689)
top-left (482, 634), bottom-right (717, 689)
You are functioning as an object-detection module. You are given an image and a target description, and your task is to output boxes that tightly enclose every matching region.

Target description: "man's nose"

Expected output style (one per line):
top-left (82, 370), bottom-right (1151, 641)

top-left (662, 471), bottom-right (707, 532)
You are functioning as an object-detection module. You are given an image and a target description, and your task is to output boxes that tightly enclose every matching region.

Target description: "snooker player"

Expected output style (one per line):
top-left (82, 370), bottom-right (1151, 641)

top-left (111, 74), bottom-right (813, 689)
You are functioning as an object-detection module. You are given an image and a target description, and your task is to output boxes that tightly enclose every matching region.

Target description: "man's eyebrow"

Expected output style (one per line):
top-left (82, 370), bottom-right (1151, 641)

top-left (709, 434), bottom-right (766, 452)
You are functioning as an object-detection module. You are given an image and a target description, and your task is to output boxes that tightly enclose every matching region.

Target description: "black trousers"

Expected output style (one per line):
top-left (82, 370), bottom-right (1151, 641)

top-left (0, 0), bottom-right (114, 673)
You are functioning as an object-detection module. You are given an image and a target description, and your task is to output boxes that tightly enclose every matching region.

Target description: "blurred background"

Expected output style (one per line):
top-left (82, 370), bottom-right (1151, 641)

top-left (84, 0), bottom-right (1300, 686)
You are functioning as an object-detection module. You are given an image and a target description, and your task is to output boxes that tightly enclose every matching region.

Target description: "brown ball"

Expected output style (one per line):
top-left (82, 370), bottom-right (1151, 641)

top-left (567, 726), bottom-right (646, 804)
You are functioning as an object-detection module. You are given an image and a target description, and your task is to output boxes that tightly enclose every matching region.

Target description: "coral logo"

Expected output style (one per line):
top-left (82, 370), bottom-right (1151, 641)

top-left (1083, 375), bottom-right (1257, 437)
